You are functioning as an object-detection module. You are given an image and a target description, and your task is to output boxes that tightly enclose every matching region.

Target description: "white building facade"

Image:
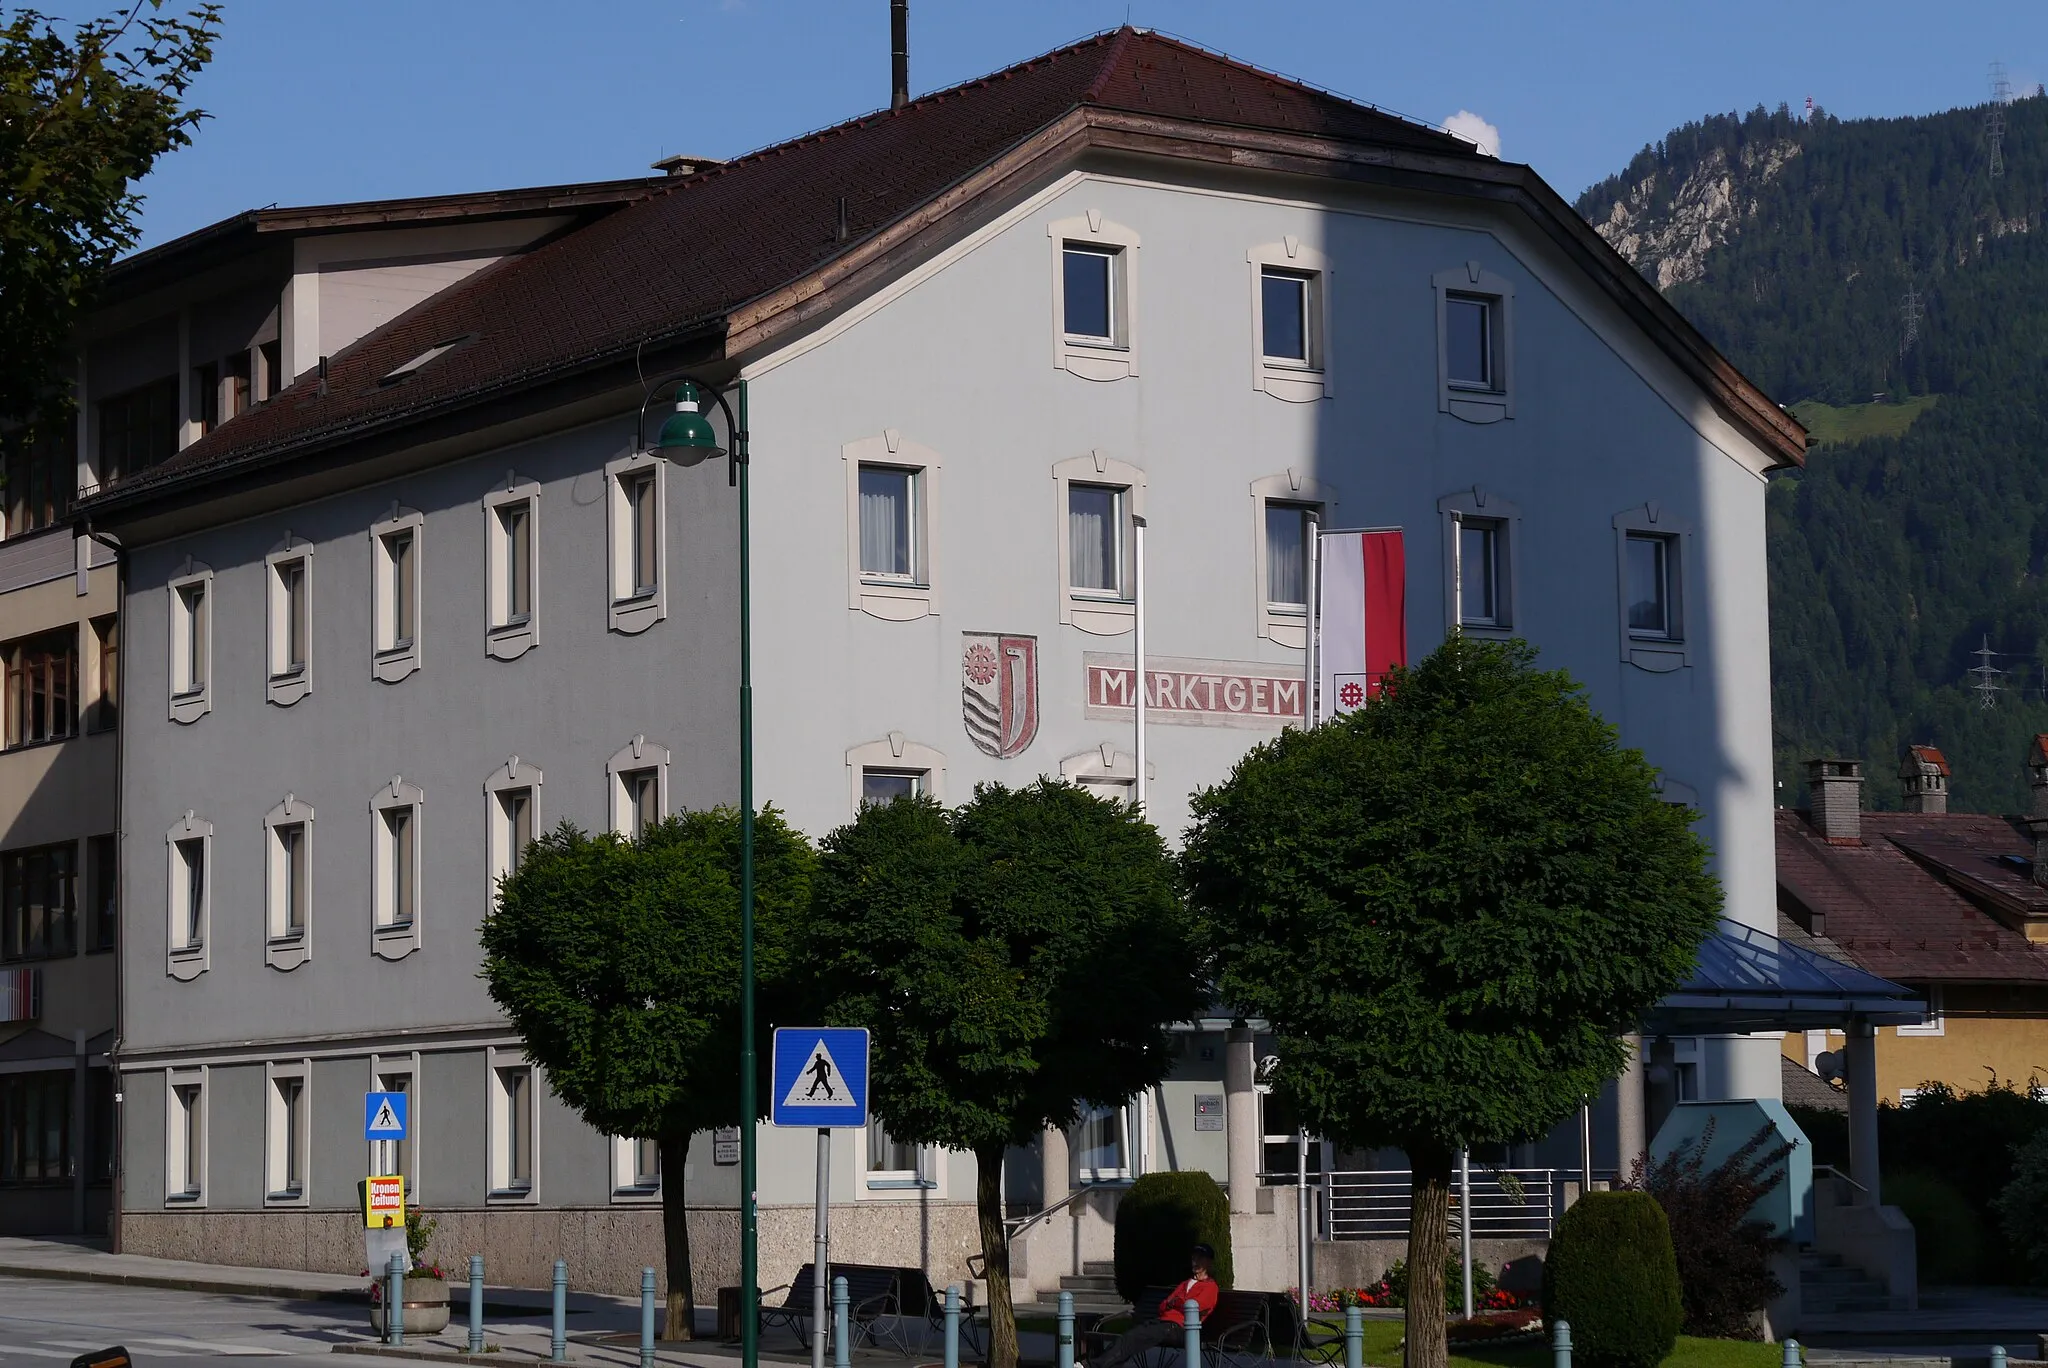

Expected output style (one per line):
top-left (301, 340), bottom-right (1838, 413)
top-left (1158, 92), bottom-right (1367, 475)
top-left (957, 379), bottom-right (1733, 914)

top-left (80, 29), bottom-right (1803, 1296)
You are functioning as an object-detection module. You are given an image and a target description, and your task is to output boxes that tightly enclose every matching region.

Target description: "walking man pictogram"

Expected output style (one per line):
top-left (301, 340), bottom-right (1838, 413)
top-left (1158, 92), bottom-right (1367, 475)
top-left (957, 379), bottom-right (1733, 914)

top-left (804, 1053), bottom-right (836, 1100)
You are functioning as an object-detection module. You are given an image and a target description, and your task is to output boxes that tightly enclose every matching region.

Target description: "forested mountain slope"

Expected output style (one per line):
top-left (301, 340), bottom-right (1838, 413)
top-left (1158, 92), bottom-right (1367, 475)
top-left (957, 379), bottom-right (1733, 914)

top-left (1577, 97), bottom-right (2048, 812)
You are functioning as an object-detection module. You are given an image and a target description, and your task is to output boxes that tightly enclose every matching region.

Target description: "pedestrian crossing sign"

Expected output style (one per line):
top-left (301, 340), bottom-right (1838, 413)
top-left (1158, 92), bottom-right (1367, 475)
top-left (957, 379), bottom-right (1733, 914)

top-left (770, 1027), bottom-right (870, 1128)
top-left (364, 1090), bottom-right (407, 1141)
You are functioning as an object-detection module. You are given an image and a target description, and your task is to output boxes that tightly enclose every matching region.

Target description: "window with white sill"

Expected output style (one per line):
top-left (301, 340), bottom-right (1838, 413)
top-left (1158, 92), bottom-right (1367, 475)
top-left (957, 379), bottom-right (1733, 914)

top-left (367, 1058), bottom-right (417, 1194)
top-left (607, 737), bottom-right (670, 836)
top-left (265, 1061), bottom-right (310, 1205)
top-left (864, 1121), bottom-right (936, 1193)
top-left (265, 539), bottom-right (312, 706)
top-left (1047, 213), bottom-right (1141, 382)
top-left (369, 778), bottom-right (423, 959)
top-left (370, 507), bottom-right (422, 683)
top-left (1612, 505), bottom-right (1690, 670)
top-left (1248, 473), bottom-right (1335, 647)
top-left (484, 477), bottom-right (540, 659)
top-left (489, 1054), bottom-right (537, 1200)
top-left (605, 454), bottom-right (666, 634)
top-left (1248, 240), bottom-right (1333, 401)
top-left (844, 736), bottom-right (946, 815)
top-left (842, 434), bottom-right (942, 620)
top-left (263, 794), bottom-right (313, 971)
top-left (166, 1068), bottom-right (206, 1205)
top-left (485, 757), bottom-right (542, 897)
top-left (167, 562), bottom-right (212, 723)
top-left (1052, 452), bottom-right (1146, 635)
top-left (612, 1134), bottom-right (661, 1201)
top-left (166, 813), bottom-right (211, 981)
top-left (1433, 264), bottom-right (1516, 423)
top-left (1437, 489), bottom-right (1521, 636)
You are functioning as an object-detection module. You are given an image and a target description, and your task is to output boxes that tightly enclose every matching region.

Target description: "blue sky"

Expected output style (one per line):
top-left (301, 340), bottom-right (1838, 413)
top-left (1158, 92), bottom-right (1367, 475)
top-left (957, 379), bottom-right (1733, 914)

top-left (92, 0), bottom-right (2048, 249)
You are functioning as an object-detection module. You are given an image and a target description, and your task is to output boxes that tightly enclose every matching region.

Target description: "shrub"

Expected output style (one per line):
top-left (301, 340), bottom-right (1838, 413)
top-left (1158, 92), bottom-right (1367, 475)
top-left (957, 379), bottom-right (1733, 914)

top-left (1113, 1171), bottom-right (1233, 1302)
top-left (1633, 1121), bottom-right (1789, 1338)
top-left (1541, 1191), bottom-right (1682, 1368)
top-left (1890, 1170), bottom-right (1984, 1285)
top-left (1384, 1255), bottom-right (1497, 1310)
top-left (1995, 1130), bottom-right (2048, 1283)
top-left (1894, 1080), bottom-right (2048, 1274)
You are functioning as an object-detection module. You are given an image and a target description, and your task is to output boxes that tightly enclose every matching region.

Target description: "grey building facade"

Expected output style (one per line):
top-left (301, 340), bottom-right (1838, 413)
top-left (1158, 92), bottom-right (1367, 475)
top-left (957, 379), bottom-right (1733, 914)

top-left (79, 29), bottom-right (1804, 1293)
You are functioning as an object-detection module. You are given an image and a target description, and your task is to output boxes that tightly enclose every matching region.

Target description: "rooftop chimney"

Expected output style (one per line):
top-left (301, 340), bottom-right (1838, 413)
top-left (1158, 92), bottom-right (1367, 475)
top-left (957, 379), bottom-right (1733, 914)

top-left (2029, 736), bottom-right (2048, 884)
top-left (891, 0), bottom-right (909, 111)
top-left (1807, 758), bottom-right (1863, 842)
top-left (1899, 744), bottom-right (1950, 814)
top-left (650, 154), bottom-right (727, 178)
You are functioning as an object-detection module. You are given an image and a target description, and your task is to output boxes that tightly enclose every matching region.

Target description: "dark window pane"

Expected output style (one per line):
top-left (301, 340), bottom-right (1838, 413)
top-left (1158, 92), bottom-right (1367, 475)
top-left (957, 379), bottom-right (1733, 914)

top-left (1262, 271), bottom-right (1309, 361)
top-left (1626, 535), bottom-right (1669, 635)
top-left (1266, 504), bottom-right (1309, 607)
top-left (1459, 523), bottom-right (1497, 625)
top-left (1446, 296), bottom-right (1492, 387)
top-left (1063, 248), bottom-right (1113, 340)
top-left (861, 770), bottom-right (920, 806)
top-left (97, 376), bottom-right (177, 486)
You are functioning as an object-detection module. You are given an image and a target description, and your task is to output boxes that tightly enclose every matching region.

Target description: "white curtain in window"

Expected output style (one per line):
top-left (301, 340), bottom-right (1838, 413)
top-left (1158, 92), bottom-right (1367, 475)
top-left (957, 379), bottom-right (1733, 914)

top-left (1266, 505), bottom-right (1307, 607)
top-left (1069, 486), bottom-right (1119, 593)
top-left (859, 468), bottom-right (912, 578)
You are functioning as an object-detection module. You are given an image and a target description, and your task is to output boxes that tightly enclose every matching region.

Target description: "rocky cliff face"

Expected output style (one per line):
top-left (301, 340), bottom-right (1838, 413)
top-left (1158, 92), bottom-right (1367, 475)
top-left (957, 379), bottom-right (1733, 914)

top-left (1586, 139), bottom-right (1801, 290)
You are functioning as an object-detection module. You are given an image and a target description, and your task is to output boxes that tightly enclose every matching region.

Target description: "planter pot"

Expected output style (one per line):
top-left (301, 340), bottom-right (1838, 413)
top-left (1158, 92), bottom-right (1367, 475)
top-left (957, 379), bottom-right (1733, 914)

top-left (370, 1274), bottom-right (451, 1335)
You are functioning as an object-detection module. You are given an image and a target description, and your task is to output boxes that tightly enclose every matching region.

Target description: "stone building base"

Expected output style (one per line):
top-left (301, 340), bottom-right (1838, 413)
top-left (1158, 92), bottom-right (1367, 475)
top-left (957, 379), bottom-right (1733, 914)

top-left (120, 1199), bottom-right (985, 1299)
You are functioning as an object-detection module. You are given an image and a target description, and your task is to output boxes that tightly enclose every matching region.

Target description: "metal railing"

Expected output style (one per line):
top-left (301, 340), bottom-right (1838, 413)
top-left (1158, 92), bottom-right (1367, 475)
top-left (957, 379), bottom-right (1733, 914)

top-left (1323, 1167), bottom-right (1557, 1241)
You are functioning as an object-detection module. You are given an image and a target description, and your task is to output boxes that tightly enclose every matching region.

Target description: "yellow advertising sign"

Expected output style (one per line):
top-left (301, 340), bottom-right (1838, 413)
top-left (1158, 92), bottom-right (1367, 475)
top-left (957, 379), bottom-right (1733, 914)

top-left (363, 1174), bottom-right (406, 1230)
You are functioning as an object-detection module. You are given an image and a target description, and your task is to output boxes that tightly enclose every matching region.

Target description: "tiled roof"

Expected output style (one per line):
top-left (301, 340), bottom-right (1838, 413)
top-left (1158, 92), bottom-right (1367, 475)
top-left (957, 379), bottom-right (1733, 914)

top-left (1775, 808), bottom-right (2048, 983)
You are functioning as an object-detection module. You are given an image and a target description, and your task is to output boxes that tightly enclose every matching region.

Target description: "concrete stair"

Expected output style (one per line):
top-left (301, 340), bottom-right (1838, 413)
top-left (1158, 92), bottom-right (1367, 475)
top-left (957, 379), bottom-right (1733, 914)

top-left (1800, 1251), bottom-right (1894, 1315)
top-left (1023, 1262), bottom-right (1130, 1315)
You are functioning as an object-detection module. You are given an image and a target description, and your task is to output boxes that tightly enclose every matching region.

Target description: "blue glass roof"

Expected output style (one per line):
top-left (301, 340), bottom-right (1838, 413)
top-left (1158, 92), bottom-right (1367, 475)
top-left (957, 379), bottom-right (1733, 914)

top-left (1642, 919), bottom-right (1927, 1034)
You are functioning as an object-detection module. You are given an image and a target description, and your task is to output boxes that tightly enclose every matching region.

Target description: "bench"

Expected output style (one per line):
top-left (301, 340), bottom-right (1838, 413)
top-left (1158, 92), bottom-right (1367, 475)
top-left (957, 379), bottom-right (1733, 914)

top-left (758, 1263), bottom-right (979, 1354)
top-left (1083, 1286), bottom-right (1273, 1368)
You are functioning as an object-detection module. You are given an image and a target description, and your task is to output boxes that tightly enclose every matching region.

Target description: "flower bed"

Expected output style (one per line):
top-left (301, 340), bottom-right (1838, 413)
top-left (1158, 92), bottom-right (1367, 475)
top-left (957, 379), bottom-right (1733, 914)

top-left (1446, 1311), bottom-right (1545, 1344)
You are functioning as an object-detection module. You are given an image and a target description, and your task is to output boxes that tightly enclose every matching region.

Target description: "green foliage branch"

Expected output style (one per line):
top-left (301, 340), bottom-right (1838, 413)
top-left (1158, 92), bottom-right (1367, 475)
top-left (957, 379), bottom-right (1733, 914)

top-left (1631, 1122), bottom-right (1790, 1338)
top-left (1182, 637), bottom-right (1719, 1368)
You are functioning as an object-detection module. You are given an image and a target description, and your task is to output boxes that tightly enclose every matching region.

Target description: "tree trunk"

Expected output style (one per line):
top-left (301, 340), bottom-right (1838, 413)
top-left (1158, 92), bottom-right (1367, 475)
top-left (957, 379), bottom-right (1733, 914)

top-left (660, 1133), bottom-right (696, 1341)
top-left (977, 1145), bottom-right (1019, 1368)
top-left (1403, 1144), bottom-right (1454, 1368)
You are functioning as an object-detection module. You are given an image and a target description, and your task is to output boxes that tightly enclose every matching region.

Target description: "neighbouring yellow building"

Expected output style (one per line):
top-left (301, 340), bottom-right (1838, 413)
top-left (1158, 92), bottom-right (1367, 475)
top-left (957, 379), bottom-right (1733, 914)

top-left (1778, 744), bottom-right (2048, 1107)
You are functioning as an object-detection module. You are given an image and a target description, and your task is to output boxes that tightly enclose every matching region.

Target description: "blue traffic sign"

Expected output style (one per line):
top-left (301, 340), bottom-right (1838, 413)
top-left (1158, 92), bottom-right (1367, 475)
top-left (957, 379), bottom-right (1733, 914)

top-left (364, 1090), bottom-right (408, 1142)
top-left (771, 1027), bottom-right (870, 1128)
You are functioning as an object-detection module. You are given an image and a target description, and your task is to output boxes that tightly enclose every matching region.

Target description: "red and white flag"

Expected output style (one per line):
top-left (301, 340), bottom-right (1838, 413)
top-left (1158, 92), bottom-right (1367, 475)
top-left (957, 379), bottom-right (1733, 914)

top-left (1316, 528), bottom-right (1406, 721)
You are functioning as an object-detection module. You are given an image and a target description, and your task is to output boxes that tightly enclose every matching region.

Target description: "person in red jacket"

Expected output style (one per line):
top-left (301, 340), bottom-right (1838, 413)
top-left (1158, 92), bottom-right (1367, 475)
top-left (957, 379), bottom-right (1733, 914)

top-left (1087, 1243), bottom-right (1221, 1368)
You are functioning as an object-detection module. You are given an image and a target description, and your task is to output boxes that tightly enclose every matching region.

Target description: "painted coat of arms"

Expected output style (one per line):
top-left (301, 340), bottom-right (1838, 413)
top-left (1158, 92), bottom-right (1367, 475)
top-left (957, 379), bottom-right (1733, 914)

top-left (961, 632), bottom-right (1039, 759)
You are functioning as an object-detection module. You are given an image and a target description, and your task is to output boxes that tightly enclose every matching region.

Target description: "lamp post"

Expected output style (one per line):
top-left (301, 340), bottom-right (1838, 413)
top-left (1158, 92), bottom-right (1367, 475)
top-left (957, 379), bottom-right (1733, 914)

top-left (637, 373), bottom-right (756, 1366)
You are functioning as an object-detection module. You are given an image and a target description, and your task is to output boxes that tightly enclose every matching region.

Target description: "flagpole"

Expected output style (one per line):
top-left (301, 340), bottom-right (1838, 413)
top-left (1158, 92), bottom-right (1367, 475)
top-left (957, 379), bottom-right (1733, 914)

top-left (1304, 512), bottom-right (1321, 727)
top-left (1133, 515), bottom-right (1147, 808)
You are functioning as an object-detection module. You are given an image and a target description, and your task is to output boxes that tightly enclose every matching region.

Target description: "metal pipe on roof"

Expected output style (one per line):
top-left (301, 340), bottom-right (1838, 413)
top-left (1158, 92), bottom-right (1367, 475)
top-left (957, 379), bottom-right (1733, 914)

top-left (891, 0), bottom-right (909, 110)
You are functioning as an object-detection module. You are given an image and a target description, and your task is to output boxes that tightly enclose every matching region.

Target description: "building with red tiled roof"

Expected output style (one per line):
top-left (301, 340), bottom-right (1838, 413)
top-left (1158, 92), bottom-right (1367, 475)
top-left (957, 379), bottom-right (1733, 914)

top-left (1779, 753), bottom-right (2048, 1107)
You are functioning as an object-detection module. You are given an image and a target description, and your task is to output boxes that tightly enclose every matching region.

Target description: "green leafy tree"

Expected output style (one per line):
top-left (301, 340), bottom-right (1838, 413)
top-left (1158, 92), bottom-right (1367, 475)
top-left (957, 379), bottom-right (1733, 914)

top-left (1183, 636), bottom-right (1719, 1368)
top-left (482, 809), bottom-right (815, 1340)
top-left (807, 782), bottom-right (1204, 1368)
top-left (1, 2), bottom-right (221, 437)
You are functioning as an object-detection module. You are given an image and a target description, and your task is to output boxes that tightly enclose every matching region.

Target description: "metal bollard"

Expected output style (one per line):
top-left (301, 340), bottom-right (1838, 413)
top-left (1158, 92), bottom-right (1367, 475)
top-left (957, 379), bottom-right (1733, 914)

top-left (1992, 1347), bottom-right (2007, 1368)
top-left (944, 1282), bottom-right (962, 1368)
top-left (834, 1275), bottom-right (851, 1368)
top-left (1184, 1300), bottom-right (1202, 1368)
top-left (1552, 1320), bottom-right (1572, 1368)
top-left (551, 1258), bottom-right (568, 1363)
top-left (386, 1251), bottom-right (406, 1346)
top-left (1058, 1290), bottom-right (1075, 1368)
top-left (468, 1255), bottom-right (486, 1353)
top-left (1781, 1341), bottom-right (1800, 1368)
top-left (1345, 1305), bottom-right (1363, 1368)
top-left (642, 1267), bottom-right (658, 1368)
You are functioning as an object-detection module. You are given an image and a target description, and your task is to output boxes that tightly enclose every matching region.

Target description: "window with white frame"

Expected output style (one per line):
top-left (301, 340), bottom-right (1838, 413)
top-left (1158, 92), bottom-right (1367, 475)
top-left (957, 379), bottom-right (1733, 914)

top-left (485, 757), bottom-right (541, 895)
top-left (370, 778), bottom-right (422, 959)
top-left (1250, 473), bottom-right (1335, 647)
top-left (489, 1056), bottom-right (536, 1199)
top-left (1059, 744), bottom-right (1147, 808)
top-left (1438, 488), bottom-right (1520, 636)
top-left (368, 1058), bottom-right (416, 1192)
top-left (612, 1133), bottom-right (661, 1200)
top-left (1896, 985), bottom-right (1946, 1037)
top-left (370, 507), bottom-right (422, 682)
top-left (865, 1121), bottom-right (933, 1190)
top-left (844, 736), bottom-right (945, 815)
top-left (265, 539), bottom-right (312, 706)
top-left (1613, 505), bottom-right (1689, 669)
top-left (1247, 240), bottom-right (1333, 401)
top-left (484, 477), bottom-right (540, 659)
top-left (165, 812), bottom-right (210, 981)
top-left (605, 454), bottom-right (666, 633)
top-left (265, 1062), bottom-right (309, 1203)
top-left (842, 434), bottom-right (942, 620)
top-left (1074, 1103), bottom-right (1133, 1183)
top-left (166, 1069), bottom-right (205, 1203)
top-left (167, 562), bottom-right (212, 723)
top-left (1047, 213), bottom-right (1141, 381)
top-left (1433, 264), bottom-right (1516, 423)
top-left (607, 737), bottom-right (669, 836)
top-left (1053, 453), bottom-right (1145, 634)
top-left (264, 795), bottom-right (313, 971)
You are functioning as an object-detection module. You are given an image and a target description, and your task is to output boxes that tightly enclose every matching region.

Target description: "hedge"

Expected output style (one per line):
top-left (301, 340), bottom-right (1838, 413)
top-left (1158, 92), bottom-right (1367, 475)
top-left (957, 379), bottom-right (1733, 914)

top-left (1113, 1171), bottom-right (1234, 1303)
top-left (1541, 1191), bottom-right (1682, 1368)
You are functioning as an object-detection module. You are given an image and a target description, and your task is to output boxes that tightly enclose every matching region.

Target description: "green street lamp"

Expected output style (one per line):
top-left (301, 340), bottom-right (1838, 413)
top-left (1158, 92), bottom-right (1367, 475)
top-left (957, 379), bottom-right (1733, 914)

top-left (636, 372), bottom-right (757, 1367)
